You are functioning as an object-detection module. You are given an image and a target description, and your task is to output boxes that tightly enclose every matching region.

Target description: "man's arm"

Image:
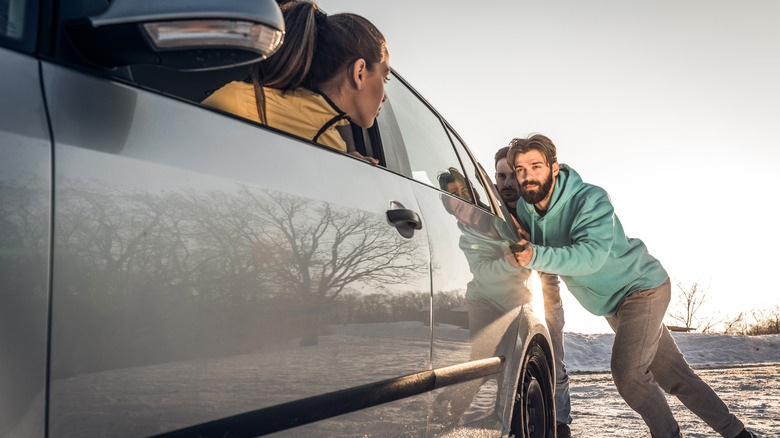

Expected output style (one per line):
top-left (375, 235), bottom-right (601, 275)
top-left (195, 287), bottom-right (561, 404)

top-left (509, 194), bottom-right (616, 276)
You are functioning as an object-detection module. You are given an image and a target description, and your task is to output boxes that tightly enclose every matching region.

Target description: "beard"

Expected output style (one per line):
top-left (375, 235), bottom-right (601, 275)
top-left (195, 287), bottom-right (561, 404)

top-left (519, 172), bottom-right (553, 205)
top-left (499, 187), bottom-right (519, 205)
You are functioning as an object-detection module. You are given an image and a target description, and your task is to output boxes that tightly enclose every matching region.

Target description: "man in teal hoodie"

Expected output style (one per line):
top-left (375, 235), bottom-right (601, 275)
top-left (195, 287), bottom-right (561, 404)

top-left (505, 134), bottom-right (754, 438)
top-left (495, 146), bottom-right (573, 438)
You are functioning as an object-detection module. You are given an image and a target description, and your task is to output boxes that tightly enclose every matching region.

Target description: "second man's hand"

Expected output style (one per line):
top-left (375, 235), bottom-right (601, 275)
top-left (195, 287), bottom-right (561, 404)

top-left (506, 239), bottom-right (533, 267)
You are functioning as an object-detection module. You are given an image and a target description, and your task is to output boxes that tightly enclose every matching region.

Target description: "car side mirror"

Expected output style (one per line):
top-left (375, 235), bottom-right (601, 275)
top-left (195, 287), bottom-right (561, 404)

top-left (65, 0), bottom-right (284, 71)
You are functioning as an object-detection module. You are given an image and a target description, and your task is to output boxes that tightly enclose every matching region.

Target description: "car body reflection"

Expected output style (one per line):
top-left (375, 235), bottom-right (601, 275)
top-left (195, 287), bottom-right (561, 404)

top-left (410, 172), bottom-right (535, 436)
top-left (47, 176), bottom-right (432, 436)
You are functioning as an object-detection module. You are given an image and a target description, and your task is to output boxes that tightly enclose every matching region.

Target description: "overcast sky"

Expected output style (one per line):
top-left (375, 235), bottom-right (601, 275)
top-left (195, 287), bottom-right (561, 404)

top-left (320, 0), bottom-right (780, 333)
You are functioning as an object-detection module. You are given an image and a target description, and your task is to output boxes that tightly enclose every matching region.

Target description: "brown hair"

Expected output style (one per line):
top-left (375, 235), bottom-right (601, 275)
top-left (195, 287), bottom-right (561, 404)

top-left (506, 134), bottom-right (558, 169)
top-left (249, 1), bottom-right (386, 123)
top-left (493, 146), bottom-right (510, 169)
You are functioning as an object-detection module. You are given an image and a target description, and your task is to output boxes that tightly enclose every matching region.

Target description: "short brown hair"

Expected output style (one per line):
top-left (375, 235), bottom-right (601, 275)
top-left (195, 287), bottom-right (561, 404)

top-left (493, 146), bottom-right (510, 169)
top-left (506, 134), bottom-right (558, 169)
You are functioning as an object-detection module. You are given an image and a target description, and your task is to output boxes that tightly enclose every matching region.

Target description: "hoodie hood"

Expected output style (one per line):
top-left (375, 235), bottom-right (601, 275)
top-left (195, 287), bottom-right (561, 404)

top-left (541, 164), bottom-right (580, 220)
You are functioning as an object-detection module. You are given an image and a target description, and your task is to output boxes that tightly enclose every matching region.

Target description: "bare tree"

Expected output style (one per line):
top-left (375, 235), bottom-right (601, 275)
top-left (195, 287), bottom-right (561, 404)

top-left (46, 180), bottom-right (430, 375)
top-left (248, 190), bottom-right (427, 345)
top-left (744, 307), bottom-right (780, 335)
top-left (665, 280), bottom-right (720, 332)
top-left (51, 181), bottom-right (203, 376)
top-left (722, 312), bottom-right (747, 335)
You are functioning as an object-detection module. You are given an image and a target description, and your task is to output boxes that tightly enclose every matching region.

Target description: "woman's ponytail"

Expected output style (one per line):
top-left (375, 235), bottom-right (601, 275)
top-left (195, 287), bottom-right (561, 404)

top-left (248, 1), bottom-right (386, 124)
top-left (250, 1), bottom-right (320, 123)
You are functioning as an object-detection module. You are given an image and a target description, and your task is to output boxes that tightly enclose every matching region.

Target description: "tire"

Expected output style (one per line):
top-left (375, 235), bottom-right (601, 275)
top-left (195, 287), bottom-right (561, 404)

top-left (510, 343), bottom-right (555, 438)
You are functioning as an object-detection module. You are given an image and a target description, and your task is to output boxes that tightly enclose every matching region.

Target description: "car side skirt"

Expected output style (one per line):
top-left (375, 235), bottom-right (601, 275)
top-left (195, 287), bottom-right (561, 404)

top-left (151, 356), bottom-right (506, 438)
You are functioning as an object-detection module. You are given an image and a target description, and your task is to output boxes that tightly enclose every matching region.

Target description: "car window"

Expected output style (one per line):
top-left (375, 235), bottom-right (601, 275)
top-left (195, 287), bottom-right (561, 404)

top-left (382, 76), bottom-right (474, 203)
top-left (446, 126), bottom-right (496, 214)
top-left (0, 0), bottom-right (36, 51)
top-left (129, 65), bottom-right (386, 165)
top-left (373, 96), bottom-right (412, 176)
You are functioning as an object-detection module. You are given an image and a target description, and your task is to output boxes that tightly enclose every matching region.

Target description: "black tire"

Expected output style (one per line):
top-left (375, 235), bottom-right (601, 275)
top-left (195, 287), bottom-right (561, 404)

top-left (510, 343), bottom-right (555, 438)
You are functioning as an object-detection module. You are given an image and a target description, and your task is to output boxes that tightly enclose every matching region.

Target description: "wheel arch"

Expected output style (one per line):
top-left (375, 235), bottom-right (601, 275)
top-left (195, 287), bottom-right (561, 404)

top-left (515, 304), bottom-right (555, 382)
top-left (502, 304), bottom-right (556, 437)
top-left (529, 332), bottom-right (554, 383)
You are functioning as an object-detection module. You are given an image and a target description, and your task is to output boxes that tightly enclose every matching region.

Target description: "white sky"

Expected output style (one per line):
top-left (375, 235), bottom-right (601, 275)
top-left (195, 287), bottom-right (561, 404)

top-left (319, 0), bottom-right (780, 333)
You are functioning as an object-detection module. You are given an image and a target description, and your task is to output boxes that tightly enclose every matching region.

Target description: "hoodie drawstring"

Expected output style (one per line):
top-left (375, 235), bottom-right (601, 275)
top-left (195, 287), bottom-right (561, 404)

top-left (529, 213), bottom-right (547, 246)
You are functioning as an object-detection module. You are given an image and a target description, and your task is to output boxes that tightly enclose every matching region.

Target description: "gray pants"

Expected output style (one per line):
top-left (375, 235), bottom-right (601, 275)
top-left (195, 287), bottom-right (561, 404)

top-left (606, 278), bottom-right (744, 438)
top-left (541, 272), bottom-right (572, 426)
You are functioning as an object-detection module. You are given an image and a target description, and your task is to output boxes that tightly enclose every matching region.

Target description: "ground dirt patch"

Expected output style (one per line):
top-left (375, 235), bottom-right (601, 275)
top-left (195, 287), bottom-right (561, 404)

top-left (568, 363), bottom-right (780, 437)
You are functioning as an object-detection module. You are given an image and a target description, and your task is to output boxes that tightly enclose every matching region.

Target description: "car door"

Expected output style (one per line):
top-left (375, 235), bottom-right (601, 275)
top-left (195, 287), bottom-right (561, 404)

top-left (378, 74), bottom-right (536, 437)
top-left (0, 0), bottom-right (50, 435)
top-left (41, 57), bottom-right (435, 438)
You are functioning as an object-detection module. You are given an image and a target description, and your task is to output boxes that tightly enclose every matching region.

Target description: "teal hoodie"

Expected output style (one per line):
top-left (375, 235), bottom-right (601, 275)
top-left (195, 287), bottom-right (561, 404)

top-left (515, 164), bottom-right (668, 317)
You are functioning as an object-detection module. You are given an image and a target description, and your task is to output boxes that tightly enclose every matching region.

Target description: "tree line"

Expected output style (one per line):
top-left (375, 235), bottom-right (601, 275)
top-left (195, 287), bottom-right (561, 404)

top-left (3, 178), bottom-right (432, 377)
top-left (665, 280), bottom-right (780, 335)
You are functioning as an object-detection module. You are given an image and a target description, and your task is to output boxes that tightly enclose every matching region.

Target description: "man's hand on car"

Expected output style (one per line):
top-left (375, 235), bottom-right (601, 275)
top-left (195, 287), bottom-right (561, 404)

top-left (506, 239), bottom-right (533, 267)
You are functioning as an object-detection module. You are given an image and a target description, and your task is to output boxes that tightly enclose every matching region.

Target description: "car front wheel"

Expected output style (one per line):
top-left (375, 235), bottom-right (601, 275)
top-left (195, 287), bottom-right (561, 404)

top-left (510, 343), bottom-right (555, 438)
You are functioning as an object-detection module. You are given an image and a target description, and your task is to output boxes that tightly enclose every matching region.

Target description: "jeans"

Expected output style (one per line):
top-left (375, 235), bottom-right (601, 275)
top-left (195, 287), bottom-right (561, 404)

top-left (541, 272), bottom-right (572, 426)
top-left (606, 278), bottom-right (745, 438)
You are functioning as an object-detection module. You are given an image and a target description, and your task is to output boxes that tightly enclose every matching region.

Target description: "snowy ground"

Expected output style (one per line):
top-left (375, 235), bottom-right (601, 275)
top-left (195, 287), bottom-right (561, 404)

top-left (563, 332), bottom-right (780, 437)
top-left (563, 332), bottom-right (780, 373)
top-left (568, 363), bottom-right (779, 437)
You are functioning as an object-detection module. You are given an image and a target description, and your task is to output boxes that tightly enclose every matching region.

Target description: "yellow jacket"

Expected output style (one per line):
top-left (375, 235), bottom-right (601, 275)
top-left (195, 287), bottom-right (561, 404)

top-left (201, 81), bottom-right (350, 152)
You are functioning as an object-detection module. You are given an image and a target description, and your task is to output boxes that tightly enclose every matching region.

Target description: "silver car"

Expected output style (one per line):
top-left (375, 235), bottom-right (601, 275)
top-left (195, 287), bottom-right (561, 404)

top-left (0, 0), bottom-right (555, 436)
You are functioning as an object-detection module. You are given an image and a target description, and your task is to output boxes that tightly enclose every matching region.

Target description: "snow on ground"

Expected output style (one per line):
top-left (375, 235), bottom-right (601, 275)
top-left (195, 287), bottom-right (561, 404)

top-left (563, 332), bottom-right (780, 437)
top-left (329, 323), bottom-right (780, 436)
top-left (564, 332), bottom-right (780, 372)
top-left (336, 321), bottom-right (780, 372)
top-left (333, 323), bottom-right (780, 435)
top-left (568, 363), bottom-right (780, 437)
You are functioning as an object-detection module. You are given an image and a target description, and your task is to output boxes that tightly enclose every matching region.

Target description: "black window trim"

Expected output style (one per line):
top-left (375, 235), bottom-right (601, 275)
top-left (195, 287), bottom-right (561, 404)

top-left (443, 122), bottom-right (504, 217)
top-left (0, 0), bottom-right (39, 53)
top-left (385, 71), bottom-right (500, 217)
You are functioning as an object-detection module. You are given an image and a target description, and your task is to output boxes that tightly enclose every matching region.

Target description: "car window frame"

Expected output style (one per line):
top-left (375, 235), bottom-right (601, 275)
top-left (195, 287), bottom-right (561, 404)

top-left (377, 72), bottom-right (464, 187)
top-left (442, 122), bottom-right (500, 216)
top-left (375, 71), bottom-right (501, 217)
top-left (0, 0), bottom-right (38, 53)
top-left (120, 63), bottom-right (394, 168)
top-left (78, 65), bottom-right (384, 169)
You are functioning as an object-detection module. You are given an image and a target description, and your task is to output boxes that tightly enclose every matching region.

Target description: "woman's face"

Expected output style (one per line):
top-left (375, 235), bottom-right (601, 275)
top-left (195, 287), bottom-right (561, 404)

top-left (350, 48), bottom-right (390, 128)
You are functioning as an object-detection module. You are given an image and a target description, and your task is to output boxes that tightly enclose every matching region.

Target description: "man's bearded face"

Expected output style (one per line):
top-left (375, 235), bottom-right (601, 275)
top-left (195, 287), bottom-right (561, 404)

top-left (519, 167), bottom-right (553, 205)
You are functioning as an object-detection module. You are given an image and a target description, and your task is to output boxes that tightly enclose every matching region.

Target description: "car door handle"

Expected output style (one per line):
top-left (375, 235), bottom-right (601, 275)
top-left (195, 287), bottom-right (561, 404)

top-left (387, 208), bottom-right (422, 238)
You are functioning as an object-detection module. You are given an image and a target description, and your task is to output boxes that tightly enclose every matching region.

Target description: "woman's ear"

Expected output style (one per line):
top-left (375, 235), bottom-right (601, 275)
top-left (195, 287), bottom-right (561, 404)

top-left (349, 58), bottom-right (368, 90)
